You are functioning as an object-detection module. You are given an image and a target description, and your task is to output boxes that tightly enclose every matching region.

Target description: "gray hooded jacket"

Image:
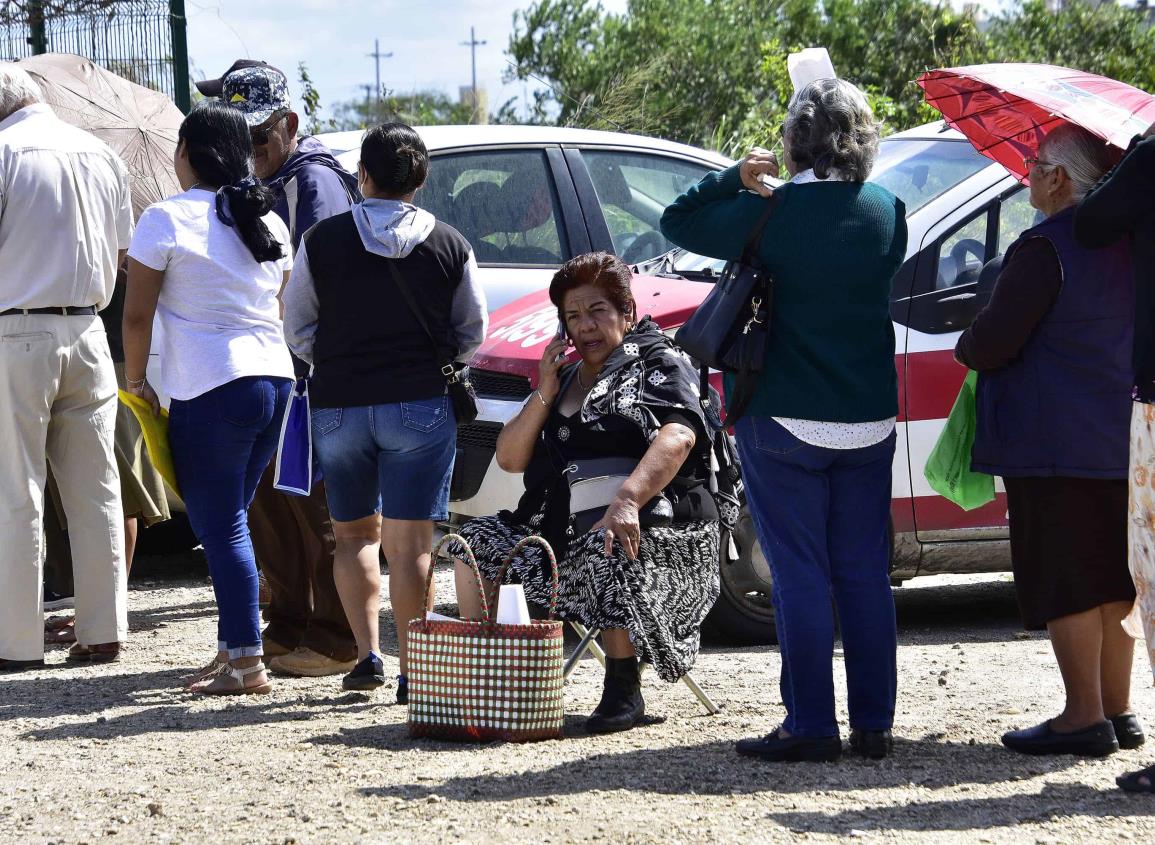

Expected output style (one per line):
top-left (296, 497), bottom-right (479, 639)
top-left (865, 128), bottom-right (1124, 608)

top-left (283, 198), bottom-right (487, 366)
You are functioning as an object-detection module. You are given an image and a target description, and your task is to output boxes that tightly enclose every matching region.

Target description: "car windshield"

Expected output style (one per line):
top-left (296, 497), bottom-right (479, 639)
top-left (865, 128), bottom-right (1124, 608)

top-left (868, 137), bottom-right (992, 214)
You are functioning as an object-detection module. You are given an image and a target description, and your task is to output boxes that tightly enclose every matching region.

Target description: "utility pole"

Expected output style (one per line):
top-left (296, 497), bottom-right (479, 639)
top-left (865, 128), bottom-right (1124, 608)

top-left (367, 39), bottom-right (392, 105)
top-left (459, 26), bottom-right (487, 99)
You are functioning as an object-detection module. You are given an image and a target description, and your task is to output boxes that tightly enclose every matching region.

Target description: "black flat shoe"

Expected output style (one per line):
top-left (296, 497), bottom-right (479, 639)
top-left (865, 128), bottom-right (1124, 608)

top-left (735, 728), bottom-right (842, 763)
top-left (1110, 713), bottom-right (1146, 751)
top-left (395, 675), bottom-right (408, 705)
top-left (1002, 719), bottom-right (1118, 757)
top-left (341, 654), bottom-right (385, 691)
top-left (850, 729), bottom-right (893, 759)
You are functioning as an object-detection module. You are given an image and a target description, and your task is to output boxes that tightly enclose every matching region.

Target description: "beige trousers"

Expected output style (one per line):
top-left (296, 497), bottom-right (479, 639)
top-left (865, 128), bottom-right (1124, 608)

top-left (0, 314), bottom-right (126, 661)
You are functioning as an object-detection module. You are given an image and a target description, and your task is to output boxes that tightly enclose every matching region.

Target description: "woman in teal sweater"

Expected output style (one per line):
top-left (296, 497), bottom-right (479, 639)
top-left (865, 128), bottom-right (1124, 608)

top-left (661, 78), bottom-right (907, 763)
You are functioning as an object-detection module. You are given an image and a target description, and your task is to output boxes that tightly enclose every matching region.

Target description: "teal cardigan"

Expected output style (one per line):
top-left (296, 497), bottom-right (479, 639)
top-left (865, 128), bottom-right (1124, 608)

top-left (660, 165), bottom-right (907, 423)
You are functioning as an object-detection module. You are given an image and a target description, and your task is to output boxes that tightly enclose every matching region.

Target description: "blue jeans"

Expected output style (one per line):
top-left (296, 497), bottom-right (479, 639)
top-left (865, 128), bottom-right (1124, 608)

top-left (734, 416), bottom-right (898, 738)
top-left (169, 376), bottom-right (291, 658)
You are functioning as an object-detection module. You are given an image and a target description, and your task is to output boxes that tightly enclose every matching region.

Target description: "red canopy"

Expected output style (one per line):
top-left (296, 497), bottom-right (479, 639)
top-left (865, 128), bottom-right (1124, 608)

top-left (918, 63), bottom-right (1155, 183)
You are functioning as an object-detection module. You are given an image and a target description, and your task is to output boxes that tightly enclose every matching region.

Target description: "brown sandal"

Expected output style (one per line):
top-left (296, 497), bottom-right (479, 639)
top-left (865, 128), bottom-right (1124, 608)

top-left (189, 662), bottom-right (272, 696)
top-left (66, 642), bottom-right (120, 663)
top-left (184, 657), bottom-right (228, 689)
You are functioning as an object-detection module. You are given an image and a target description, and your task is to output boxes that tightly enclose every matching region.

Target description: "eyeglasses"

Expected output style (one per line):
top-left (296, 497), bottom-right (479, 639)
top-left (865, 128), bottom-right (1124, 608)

top-left (250, 112), bottom-right (289, 146)
top-left (1024, 155), bottom-right (1058, 172)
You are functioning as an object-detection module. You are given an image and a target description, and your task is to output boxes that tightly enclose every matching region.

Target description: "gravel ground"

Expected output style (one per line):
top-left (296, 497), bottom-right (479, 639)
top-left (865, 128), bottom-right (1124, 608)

top-left (3, 550), bottom-right (1154, 845)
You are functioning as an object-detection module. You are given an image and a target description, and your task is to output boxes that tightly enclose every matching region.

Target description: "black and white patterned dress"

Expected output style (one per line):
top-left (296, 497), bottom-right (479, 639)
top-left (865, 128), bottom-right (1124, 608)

top-left (451, 319), bottom-right (725, 683)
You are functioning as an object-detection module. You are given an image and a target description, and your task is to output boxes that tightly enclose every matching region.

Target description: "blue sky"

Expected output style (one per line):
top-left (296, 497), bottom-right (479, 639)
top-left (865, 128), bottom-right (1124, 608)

top-left (185, 0), bottom-right (629, 122)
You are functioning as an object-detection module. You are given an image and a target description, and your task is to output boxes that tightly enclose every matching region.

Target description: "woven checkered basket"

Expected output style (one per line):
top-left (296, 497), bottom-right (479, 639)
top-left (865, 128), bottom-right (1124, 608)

top-left (407, 533), bottom-right (565, 743)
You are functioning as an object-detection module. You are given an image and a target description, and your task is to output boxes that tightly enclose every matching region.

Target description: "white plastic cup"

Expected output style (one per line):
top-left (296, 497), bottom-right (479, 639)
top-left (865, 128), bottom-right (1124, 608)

top-left (496, 584), bottom-right (532, 625)
top-left (787, 48), bottom-right (837, 92)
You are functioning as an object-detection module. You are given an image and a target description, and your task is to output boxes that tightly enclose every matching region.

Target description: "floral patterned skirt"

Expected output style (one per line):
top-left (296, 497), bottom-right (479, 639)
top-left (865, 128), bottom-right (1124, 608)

top-left (1127, 402), bottom-right (1155, 681)
top-left (449, 516), bottom-right (720, 683)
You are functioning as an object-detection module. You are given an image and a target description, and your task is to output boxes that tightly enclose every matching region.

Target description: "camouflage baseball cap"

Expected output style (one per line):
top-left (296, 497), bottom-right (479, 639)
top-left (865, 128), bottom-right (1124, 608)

top-left (221, 65), bottom-right (291, 127)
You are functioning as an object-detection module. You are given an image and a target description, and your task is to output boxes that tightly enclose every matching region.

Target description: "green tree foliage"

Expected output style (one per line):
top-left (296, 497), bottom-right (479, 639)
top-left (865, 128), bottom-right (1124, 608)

top-left (330, 89), bottom-right (479, 130)
top-left (506, 0), bottom-right (1155, 157)
top-left (987, 0), bottom-right (1155, 95)
top-left (297, 62), bottom-right (335, 135)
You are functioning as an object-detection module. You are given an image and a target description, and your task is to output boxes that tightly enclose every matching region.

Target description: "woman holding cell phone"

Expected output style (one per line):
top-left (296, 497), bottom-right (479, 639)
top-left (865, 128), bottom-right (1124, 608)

top-left (449, 251), bottom-right (724, 734)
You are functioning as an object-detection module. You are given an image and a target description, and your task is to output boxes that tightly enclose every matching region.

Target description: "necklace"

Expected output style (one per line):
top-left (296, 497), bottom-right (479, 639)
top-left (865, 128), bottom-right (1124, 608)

top-left (576, 366), bottom-right (592, 391)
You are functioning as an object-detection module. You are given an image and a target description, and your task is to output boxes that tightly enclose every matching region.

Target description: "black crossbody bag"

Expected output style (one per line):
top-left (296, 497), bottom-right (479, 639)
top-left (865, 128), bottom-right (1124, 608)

top-left (384, 259), bottom-right (479, 426)
top-left (674, 191), bottom-right (781, 426)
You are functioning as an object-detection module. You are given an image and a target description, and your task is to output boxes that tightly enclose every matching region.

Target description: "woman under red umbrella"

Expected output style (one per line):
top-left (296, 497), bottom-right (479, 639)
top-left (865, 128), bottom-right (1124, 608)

top-left (1076, 120), bottom-right (1155, 795)
top-left (956, 125), bottom-right (1139, 759)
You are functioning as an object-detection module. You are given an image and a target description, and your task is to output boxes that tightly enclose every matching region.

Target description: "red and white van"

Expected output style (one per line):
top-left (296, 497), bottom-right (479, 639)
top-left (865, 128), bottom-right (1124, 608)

top-left (447, 122), bottom-right (1036, 644)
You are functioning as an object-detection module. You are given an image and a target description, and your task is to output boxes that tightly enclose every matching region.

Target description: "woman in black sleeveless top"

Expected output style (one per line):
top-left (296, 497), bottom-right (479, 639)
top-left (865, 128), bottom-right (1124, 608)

top-left (450, 252), bottom-right (727, 734)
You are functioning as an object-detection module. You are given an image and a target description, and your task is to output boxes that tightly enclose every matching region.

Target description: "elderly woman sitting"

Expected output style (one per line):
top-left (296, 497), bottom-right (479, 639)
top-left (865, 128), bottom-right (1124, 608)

top-left (452, 251), bottom-right (721, 734)
top-left (957, 124), bottom-right (1139, 757)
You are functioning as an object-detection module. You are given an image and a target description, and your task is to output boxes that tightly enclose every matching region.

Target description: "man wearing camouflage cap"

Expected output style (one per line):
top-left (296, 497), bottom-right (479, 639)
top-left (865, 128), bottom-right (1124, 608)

top-left (196, 60), bottom-right (360, 678)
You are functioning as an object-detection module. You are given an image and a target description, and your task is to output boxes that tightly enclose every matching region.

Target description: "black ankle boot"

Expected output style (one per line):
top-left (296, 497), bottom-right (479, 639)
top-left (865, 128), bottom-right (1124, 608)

top-left (585, 657), bottom-right (645, 734)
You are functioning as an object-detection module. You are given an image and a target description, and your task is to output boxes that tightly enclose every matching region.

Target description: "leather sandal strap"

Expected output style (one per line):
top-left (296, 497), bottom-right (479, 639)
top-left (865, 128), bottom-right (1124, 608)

top-left (227, 661), bottom-right (266, 681)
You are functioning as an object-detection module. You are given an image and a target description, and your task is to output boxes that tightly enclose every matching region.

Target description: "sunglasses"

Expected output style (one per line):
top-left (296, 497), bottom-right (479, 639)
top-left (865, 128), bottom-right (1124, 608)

top-left (250, 112), bottom-right (289, 146)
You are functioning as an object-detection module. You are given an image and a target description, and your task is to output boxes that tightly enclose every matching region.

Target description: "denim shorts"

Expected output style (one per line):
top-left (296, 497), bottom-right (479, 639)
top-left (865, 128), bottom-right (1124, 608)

top-left (311, 396), bottom-right (456, 522)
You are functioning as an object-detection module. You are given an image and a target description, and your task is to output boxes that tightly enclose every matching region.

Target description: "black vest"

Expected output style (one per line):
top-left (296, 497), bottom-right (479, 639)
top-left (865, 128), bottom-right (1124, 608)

top-left (303, 211), bottom-right (469, 409)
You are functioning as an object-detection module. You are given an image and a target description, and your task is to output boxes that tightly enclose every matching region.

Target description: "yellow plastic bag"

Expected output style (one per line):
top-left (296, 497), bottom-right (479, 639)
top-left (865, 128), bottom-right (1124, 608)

top-left (923, 370), bottom-right (995, 511)
top-left (117, 390), bottom-right (179, 497)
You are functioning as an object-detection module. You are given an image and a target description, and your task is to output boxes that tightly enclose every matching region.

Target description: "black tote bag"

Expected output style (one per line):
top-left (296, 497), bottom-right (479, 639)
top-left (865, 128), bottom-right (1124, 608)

top-left (674, 191), bottom-right (780, 426)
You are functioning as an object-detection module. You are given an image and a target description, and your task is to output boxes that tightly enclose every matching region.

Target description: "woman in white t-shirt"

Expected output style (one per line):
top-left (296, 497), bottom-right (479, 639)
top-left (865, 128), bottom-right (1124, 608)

top-left (123, 100), bottom-right (295, 695)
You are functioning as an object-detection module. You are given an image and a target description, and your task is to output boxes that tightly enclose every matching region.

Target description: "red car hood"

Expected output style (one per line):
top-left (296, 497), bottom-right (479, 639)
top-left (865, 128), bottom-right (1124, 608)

top-left (473, 274), bottom-right (710, 381)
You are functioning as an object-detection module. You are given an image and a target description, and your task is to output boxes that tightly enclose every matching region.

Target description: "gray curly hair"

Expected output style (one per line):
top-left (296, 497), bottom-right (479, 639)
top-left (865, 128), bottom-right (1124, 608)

top-left (784, 78), bottom-right (879, 183)
top-left (0, 62), bottom-right (43, 122)
top-left (1037, 124), bottom-right (1113, 202)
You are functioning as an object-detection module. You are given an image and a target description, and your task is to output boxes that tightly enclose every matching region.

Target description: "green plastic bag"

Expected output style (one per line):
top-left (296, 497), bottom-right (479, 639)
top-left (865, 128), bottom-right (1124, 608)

top-left (923, 370), bottom-right (996, 511)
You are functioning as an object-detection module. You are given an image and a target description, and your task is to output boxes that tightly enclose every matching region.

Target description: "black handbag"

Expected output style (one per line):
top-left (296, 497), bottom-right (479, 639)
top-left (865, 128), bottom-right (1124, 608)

top-left (384, 258), bottom-right (479, 426)
top-left (674, 191), bottom-right (781, 426)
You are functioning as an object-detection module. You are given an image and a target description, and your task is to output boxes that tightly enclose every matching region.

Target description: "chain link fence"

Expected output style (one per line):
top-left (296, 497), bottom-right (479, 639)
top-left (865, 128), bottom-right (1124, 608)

top-left (0, 1), bottom-right (189, 110)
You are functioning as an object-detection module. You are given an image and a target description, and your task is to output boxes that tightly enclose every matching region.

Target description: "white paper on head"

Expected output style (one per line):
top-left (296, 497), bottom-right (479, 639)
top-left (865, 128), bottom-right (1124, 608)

top-left (496, 583), bottom-right (532, 625)
top-left (788, 48), bottom-right (837, 92)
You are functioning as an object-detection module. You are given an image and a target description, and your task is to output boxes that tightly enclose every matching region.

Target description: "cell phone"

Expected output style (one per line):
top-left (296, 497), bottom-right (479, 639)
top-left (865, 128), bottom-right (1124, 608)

top-left (554, 320), bottom-right (568, 362)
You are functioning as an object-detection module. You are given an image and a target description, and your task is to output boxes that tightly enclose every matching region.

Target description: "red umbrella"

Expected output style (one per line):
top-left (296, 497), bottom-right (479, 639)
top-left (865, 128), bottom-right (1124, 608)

top-left (917, 63), bottom-right (1155, 183)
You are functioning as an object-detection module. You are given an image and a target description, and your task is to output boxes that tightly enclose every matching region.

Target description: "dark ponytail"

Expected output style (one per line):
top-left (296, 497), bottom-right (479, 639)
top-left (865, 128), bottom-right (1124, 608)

top-left (361, 122), bottom-right (428, 196)
top-left (178, 100), bottom-right (283, 263)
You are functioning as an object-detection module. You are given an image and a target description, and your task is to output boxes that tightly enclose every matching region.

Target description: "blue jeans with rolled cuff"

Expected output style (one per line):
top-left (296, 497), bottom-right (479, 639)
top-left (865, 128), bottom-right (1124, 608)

top-left (734, 416), bottom-right (898, 738)
top-left (168, 376), bottom-right (292, 659)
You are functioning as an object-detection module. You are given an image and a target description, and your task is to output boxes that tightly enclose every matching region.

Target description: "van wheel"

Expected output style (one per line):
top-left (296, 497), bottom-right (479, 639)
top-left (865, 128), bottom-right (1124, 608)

top-left (704, 507), bottom-right (778, 645)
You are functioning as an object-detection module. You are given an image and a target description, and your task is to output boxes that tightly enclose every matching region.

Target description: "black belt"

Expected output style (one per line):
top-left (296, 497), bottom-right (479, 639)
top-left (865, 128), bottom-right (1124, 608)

top-left (0, 305), bottom-right (98, 317)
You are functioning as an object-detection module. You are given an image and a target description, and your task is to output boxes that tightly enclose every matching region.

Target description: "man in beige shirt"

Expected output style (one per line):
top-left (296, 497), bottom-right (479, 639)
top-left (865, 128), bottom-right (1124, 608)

top-left (0, 63), bottom-right (132, 669)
